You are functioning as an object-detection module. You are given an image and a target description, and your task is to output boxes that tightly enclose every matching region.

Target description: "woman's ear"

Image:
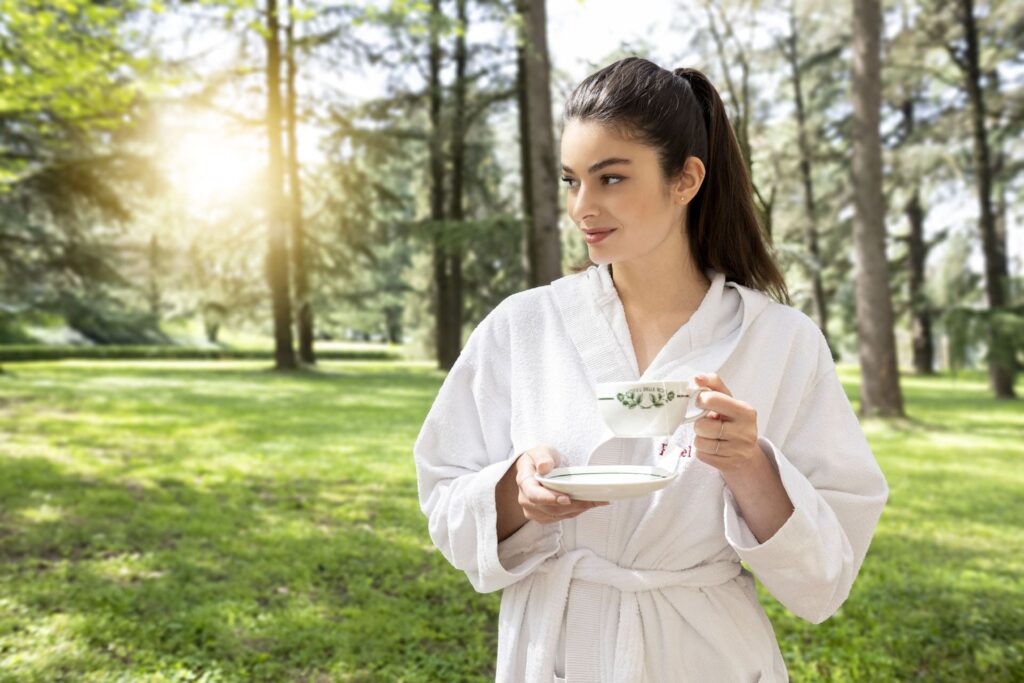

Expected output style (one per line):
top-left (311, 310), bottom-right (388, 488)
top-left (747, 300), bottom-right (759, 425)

top-left (674, 156), bottom-right (706, 204)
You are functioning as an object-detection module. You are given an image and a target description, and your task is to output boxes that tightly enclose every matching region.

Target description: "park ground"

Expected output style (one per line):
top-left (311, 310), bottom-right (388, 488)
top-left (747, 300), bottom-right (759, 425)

top-left (0, 360), bottom-right (1021, 681)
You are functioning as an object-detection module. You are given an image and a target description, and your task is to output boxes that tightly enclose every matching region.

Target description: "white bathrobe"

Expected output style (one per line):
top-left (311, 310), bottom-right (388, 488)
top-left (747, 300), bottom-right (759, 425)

top-left (414, 264), bottom-right (888, 683)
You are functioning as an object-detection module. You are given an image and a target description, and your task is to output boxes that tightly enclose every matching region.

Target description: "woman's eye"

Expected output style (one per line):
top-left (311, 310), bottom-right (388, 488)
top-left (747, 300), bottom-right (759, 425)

top-left (559, 176), bottom-right (623, 189)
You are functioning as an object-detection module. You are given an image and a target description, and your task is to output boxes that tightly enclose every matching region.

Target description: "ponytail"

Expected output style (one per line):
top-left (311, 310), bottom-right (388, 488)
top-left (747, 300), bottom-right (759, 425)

top-left (563, 58), bottom-right (788, 303)
top-left (673, 68), bottom-right (788, 303)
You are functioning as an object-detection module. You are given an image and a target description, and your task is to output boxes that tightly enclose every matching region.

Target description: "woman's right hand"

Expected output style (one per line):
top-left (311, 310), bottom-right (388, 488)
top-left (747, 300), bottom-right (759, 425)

top-left (514, 445), bottom-right (609, 525)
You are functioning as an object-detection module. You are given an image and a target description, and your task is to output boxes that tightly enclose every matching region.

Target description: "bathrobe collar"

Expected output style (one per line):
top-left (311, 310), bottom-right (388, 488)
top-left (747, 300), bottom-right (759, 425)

top-left (550, 262), bottom-right (771, 387)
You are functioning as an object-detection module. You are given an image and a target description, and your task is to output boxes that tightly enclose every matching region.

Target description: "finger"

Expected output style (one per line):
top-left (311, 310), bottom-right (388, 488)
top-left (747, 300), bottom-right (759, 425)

top-left (554, 502), bottom-right (611, 518)
top-left (517, 449), bottom-right (571, 505)
top-left (694, 373), bottom-right (732, 397)
top-left (522, 478), bottom-right (570, 506)
top-left (530, 500), bottom-right (603, 516)
top-left (528, 445), bottom-right (562, 476)
top-left (695, 450), bottom-right (749, 472)
top-left (528, 501), bottom-right (608, 522)
top-left (695, 391), bottom-right (754, 422)
top-left (693, 415), bottom-right (730, 439)
top-left (693, 435), bottom-right (732, 456)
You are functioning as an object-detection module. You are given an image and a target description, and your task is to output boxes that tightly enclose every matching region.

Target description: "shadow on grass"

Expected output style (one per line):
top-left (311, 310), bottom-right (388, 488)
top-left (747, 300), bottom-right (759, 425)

top-left (0, 456), bottom-right (498, 682)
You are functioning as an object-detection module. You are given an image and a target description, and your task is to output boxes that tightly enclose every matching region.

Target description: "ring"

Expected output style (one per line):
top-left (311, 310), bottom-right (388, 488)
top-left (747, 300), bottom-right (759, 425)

top-left (717, 421), bottom-right (726, 440)
top-left (712, 439), bottom-right (721, 455)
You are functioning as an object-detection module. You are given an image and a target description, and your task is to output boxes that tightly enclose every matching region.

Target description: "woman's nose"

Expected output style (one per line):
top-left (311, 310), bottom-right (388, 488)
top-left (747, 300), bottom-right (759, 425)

top-left (569, 182), bottom-right (599, 223)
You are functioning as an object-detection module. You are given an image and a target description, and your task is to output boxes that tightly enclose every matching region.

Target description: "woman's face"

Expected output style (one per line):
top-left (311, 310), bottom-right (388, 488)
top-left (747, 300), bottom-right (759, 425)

top-left (559, 119), bottom-right (698, 266)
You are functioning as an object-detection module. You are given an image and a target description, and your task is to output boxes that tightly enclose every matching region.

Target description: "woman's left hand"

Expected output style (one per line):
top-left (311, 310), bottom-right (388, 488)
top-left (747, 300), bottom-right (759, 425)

top-left (691, 373), bottom-right (765, 473)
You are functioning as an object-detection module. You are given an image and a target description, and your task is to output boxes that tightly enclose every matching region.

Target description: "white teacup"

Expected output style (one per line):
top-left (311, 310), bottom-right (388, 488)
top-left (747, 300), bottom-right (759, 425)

top-left (596, 380), bottom-right (709, 437)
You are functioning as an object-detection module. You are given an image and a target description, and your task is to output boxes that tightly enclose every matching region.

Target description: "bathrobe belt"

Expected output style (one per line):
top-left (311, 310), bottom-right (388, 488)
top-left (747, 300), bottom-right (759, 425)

top-left (527, 548), bottom-right (743, 682)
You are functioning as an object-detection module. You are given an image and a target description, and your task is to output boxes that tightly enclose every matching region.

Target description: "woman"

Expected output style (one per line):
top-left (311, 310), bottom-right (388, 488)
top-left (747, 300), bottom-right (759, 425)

top-left (414, 57), bottom-right (888, 682)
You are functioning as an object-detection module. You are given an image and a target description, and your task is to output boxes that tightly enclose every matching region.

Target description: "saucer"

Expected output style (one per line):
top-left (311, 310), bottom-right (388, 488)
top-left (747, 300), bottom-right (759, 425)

top-left (535, 465), bottom-right (678, 501)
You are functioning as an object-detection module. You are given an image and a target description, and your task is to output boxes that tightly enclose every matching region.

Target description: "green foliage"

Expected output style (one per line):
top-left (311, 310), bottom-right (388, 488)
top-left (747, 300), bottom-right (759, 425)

top-left (62, 294), bottom-right (169, 345)
top-left (0, 362), bottom-right (1021, 681)
top-left (0, 0), bottom-right (162, 338)
top-left (942, 305), bottom-right (1024, 375)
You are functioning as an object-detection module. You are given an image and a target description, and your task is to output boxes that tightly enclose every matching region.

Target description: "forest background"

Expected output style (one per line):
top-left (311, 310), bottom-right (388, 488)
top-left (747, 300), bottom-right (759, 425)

top-left (0, 0), bottom-right (1022, 680)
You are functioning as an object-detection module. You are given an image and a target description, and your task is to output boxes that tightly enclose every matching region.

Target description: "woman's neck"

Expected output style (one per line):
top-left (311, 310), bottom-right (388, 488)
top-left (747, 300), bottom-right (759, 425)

top-left (609, 241), bottom-right (710, 316)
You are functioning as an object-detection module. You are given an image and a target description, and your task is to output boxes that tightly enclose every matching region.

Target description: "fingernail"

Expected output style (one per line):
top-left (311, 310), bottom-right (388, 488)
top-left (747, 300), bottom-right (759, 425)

top-left (558, 496), bottom-right (571, 505)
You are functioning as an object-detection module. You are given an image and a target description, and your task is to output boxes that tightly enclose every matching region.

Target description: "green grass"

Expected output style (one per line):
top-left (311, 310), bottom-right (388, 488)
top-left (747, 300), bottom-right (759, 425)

top-left (0, 343), bottom-right (401, 363)
top-left (0, 361), bottom-right (1021, 681)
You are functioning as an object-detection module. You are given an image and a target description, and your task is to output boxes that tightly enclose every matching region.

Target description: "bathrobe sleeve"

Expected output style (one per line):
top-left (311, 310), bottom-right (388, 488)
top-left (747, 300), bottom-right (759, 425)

top-left (413, 306), bottom-right (562, 594)
top-left (722, 333), bottom-right (889, 624)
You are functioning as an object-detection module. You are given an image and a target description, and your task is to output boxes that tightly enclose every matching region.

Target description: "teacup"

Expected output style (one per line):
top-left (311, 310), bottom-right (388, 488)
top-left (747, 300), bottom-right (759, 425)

top-left (596, 380), bottom-right (709, 437)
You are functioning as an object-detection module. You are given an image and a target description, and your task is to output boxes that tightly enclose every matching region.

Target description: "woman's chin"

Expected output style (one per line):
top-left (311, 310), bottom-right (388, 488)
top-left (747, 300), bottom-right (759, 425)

top-left (586, 251), bottom-right (615, 265)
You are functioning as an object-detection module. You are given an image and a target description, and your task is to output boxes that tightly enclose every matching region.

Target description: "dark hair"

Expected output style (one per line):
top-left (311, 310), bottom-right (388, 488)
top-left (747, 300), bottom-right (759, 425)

top-left (562, 57), bottom-right (788, 303)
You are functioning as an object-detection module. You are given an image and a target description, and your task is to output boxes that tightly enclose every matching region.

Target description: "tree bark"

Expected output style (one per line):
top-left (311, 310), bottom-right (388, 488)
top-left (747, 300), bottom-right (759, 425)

top-left (516, 0), bottom-right (561, 286)
top-left (147, 232), bottom-right (161, 319)
top-left (428, 0), bottom-right (453, 370)
top-left (264, 0), bottom-right (297, 370)
top-left (783, 5), bottom-right (833, 356)
top-left (516, 31), bottom-right (533, 276)
top-left (905, 185), bottom-right (934, 375)
top-left (286, 0), bottom-right (315, 365)
top-left (958, 0), bottom-right (1016, 398)
top-left (851, 0), bottom-right (904, 416)
top-left (440, 0), bottom-right (468, 371)
top-left (900, 91), bottom-right (935, 375)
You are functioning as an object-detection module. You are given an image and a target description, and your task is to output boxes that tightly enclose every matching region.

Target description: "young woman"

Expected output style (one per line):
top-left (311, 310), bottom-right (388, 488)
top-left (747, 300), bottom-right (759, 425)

top-left (414, 57), bottom-right (888, 682)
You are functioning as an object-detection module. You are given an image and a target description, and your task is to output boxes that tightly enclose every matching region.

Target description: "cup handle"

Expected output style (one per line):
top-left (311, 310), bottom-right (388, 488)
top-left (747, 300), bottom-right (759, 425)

top-left (683, 386), bottom-right (710, 423)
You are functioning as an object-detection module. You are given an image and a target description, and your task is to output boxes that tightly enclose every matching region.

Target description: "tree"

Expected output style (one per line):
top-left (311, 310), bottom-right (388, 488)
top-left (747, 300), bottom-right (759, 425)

top-left (851, 0), bottom-right (904, 416)
top-left (696, 0), bottom-right (778, 240)
top-left (954, 0), bottom-right (1017, 397)
top-left (0, 0), bottom-right (161, 342)
top-left (286, 0), bottom-right (316, 364)
top-left (427, 0), bottom-right (457, 369)
top-left (264, 0), bottom-right (298, 370)
top-left (778, 0), bottom-right (834, 355)
top-left (516, 0), bottom-right (561, 287)
top-left (442, 0), bottom-right (469, 367)
top-left (886, 0), bottom-right (944, 376)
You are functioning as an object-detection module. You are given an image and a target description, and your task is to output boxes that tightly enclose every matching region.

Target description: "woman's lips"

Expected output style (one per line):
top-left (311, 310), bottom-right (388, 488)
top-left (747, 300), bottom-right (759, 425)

top-left (583, 229), bottom-right (615, 245)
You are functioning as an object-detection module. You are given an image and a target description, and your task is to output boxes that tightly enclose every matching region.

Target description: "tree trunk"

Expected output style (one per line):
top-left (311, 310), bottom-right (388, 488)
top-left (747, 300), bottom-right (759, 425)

top-left (784, 6), bottom-right (833, 356)
top-left (147, 232), bottom-right (161, 319)
top-left (851, 0), bottom-right (904, 417)
top-left (264, 0), bottom-right (297, 370)
top-left (516, 0), bottom-right (561, 286)
top-left (959, 0), bottom-right (1016, 398)
top-left (428, 0), bottom-right (453, 370)
top-left (905, 185), bottom-right (934, 375)
top-left (897, 90), bottom-right (935, 375)
top-left (384, 306), bottom-right (403, 344)
top-left (516, 33), bottom-right (533, 276)
top-left (440, 0), bottom-right (468, 371)
top-left (286, 0), bottom-right (315, 365)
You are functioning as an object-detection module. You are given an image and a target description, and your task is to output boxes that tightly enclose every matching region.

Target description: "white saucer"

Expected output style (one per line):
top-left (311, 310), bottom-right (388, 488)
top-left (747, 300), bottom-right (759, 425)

top-left (535, 465), bottom-right (679, 501)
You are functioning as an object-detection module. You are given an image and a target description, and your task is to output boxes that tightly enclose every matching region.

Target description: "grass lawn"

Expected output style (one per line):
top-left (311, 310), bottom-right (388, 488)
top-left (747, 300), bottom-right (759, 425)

top-left (0, 360), bottom-right (1021, 681)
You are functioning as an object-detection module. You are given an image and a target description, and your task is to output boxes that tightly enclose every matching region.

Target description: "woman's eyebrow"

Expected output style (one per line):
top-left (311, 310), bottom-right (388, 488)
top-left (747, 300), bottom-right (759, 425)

top-left (560, 157), bottom-right (632, 174)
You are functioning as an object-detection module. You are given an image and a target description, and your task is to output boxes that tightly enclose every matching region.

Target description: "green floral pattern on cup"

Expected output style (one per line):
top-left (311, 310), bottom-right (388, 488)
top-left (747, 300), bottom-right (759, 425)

top-left (614, 387), bottom-right (683, 409)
